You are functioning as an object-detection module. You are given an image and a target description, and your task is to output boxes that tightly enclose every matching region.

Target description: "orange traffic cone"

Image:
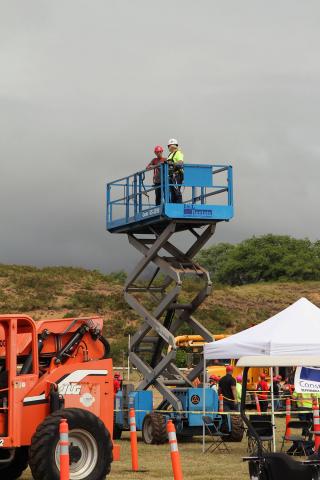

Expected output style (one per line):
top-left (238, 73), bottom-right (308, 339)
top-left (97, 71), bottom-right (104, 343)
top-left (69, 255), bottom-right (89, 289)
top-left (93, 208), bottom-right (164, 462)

top-left (285, 398), bottom-right (291, 437)
top-left (167, 420), bottom-right (183, 480)
top-left (218, 394), bottom-right (224, 413)
top-left (255, 394), bottom-right (261, 415)
top-left (59, 418), bottom-right (69, 480)
top-left (129, 408), bottom-right (139, 471)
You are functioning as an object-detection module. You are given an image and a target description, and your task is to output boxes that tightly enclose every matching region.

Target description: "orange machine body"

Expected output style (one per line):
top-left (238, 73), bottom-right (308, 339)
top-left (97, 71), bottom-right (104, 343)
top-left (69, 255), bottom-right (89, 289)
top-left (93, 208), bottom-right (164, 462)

top-left (0, 315), bottom-right (114, 449)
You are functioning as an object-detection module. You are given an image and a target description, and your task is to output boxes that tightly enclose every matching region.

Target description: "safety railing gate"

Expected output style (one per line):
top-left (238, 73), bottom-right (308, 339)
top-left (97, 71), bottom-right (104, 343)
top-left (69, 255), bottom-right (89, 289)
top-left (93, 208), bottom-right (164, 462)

top-left (107, 163), bottom-right (233, 232)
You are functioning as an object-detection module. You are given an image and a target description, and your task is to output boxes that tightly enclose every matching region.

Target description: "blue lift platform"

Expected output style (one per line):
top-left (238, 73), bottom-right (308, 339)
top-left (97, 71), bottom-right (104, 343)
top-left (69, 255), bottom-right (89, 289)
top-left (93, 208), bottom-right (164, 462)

top-left (107, 163), bottom-right (233, 234)
top-left (107, 163), bottom-right (241, 442)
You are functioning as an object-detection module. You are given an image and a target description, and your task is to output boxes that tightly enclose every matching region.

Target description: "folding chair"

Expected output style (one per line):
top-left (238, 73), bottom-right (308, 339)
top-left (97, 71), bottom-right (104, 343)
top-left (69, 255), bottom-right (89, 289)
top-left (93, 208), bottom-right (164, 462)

top-left (247, 414), bottom-right (273, 455)
top-left (202, 415), bottom-right (230, 454)
top-left (281, 420), bottom-right (313, 456)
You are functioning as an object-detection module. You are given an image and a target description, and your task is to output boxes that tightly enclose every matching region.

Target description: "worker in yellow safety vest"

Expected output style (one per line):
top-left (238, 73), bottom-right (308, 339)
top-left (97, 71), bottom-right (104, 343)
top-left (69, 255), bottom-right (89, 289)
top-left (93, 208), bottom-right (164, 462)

top-left (236, 375), bottom-right (243, 411)
top-left (167, 138), bottom-right (184, 203)
top-left (293, 391), bottom-right (314, 435)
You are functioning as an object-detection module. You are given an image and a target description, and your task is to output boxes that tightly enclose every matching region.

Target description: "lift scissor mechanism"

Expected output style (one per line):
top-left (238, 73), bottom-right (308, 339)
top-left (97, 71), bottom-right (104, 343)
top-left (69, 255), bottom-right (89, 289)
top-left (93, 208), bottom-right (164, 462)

top-left (125, 222), bottom-right (216, 411)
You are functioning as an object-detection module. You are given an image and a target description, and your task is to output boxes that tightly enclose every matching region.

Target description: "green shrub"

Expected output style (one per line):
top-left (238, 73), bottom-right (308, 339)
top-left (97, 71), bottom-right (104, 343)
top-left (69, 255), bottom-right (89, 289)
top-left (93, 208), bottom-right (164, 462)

top-left (110, 338), bottom-right (129, 364)
top-left (197, 235), bottom-right (320, 285)
top-left (103, 271), bottom-right (127, 284)
top-left (175, 349), bottom-right (188, 368)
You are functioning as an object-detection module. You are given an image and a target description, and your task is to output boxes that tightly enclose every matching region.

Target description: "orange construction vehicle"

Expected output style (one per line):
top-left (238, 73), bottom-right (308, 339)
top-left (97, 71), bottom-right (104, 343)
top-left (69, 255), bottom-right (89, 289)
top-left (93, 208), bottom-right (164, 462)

top-left (0, 314), bottom-right (116, 480)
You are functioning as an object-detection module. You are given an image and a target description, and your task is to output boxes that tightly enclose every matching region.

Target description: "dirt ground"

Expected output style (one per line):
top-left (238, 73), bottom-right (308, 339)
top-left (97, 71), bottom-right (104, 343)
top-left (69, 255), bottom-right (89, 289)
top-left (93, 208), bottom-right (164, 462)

top-left (22, 417), bottom-right (288, 480)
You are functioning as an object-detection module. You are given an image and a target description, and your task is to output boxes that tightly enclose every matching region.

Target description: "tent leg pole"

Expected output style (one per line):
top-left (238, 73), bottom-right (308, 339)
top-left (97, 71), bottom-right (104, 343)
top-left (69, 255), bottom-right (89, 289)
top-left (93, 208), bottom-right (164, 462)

top-left (270, 368), bottom-right (276, 452)
top-left (202, 358), bottom-right (206, 453)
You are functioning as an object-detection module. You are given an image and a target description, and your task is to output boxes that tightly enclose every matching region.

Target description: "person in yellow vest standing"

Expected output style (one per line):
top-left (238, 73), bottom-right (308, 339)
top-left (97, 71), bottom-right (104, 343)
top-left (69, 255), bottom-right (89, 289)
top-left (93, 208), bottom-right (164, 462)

top-left (300, 393), bottom-right (313, 415)
top-left (294, 392), bottom-right (314, 436)
top-left (236, 375), bottom-right (243, 411)
top-left (167, 138), bottom-right (184, 203)
top-left (289, 391), bottom-right (314, 453)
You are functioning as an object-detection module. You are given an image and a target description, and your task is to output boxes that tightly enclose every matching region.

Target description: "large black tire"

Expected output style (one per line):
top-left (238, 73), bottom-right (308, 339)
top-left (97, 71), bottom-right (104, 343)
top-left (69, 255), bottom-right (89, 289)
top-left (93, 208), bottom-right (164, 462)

top-left (0, 447), bottom-right (29, 479)
top-left (223, 415), bottom-right (244, 442)
top-left (142, 413), bottom-right (167, 444)
top-left (29, 408), bottom-right (113, 480)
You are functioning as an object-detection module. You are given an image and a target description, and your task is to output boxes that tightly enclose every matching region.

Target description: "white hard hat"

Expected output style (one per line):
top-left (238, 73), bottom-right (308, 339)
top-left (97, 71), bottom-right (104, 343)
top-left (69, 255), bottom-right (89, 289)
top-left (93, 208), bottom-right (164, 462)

top-left (168, 138), bottom-right (178, 146)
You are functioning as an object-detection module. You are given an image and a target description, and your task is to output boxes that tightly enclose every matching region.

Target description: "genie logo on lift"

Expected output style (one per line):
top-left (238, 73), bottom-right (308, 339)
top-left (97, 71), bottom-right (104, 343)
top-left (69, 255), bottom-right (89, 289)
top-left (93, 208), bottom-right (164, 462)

top-left (184, 205), bottom-right (212, 218)
top-left (191, 394), bottom-right (200, 405)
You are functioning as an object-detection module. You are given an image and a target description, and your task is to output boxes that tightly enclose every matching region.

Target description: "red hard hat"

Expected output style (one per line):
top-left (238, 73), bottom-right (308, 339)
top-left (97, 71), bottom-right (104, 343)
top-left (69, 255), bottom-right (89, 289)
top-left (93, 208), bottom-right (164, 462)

top-left (154, 145), bottom-right (163, 153)
top-left (114, 372), bottom-right (120, 378)
top-left (260, 373), bottom-right (266, 380)
top-left (226, 365), bottom-right (234, 373)
top-left (209, 375), bottom-right (219, 381)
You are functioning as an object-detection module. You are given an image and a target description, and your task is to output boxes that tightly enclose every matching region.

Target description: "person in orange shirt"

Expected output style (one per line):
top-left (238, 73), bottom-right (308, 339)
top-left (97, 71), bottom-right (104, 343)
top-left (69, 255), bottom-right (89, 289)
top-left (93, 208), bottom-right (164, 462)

top-left (113, 372), bottom-right (121, 394)
top-left (257, 373), bottom-right (269, 412)
top-left (146, 145), bottom-right (166, 205)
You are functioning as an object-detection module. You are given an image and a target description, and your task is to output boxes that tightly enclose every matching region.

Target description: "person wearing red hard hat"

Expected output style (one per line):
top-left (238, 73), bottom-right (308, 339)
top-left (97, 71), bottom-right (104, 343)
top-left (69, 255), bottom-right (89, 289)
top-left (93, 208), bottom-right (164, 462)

top-left (146, 145), bottom-right (166, 205)
top-left (209, 374), bottom-right (220, 394)
top-left (218, 365), bottom-right (237, 412)
top-left (257, 372), bottom-right (269, 412)
top-left (113, 372), bottom-right (122, 394)
top-left (154, 145), bottom-right (163, 154)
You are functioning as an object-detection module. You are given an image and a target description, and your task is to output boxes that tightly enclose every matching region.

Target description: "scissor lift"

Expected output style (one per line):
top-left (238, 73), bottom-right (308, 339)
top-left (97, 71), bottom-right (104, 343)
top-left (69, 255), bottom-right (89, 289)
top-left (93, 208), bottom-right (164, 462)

top-left (106, 162), bottom-right (233, 413)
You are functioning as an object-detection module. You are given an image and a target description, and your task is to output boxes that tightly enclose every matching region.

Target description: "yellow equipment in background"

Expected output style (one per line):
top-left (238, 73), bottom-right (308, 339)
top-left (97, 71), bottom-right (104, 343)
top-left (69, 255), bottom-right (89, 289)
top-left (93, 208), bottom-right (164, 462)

top-left (172, 334), bottom-right (270, 391)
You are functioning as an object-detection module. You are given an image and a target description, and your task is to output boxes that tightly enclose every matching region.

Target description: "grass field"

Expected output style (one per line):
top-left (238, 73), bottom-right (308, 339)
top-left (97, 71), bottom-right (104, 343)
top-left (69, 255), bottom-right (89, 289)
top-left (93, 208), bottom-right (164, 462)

top-left (21, 417), bottom-right (288, 480)
top-left (1, 263), bottom-right (320, 364)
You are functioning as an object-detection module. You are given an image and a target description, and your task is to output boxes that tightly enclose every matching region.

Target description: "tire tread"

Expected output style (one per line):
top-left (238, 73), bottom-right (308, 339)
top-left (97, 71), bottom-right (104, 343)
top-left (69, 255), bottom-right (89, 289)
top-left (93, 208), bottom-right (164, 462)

top-left (29, 408), bottom-right (113, 480)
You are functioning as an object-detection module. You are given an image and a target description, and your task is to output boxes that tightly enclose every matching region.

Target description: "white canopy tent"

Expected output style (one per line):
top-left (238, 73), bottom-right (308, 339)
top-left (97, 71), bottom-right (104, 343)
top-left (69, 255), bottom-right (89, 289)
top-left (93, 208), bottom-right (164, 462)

top-left (202, 298), bottom-right (320, 452)
top-left (204, 297), bottom-right (320, 360)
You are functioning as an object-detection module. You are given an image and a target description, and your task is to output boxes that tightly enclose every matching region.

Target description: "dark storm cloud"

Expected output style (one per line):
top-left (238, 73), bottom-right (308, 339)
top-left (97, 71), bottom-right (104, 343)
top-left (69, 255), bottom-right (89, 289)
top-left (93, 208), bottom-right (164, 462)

top-left (0, 1), bottom-right (319, 271)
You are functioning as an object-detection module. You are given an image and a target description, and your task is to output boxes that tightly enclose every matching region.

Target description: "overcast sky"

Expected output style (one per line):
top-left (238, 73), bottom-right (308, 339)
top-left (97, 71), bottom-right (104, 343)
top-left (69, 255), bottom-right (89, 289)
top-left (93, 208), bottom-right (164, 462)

top-left (1, 1), bottom-right (319, 272)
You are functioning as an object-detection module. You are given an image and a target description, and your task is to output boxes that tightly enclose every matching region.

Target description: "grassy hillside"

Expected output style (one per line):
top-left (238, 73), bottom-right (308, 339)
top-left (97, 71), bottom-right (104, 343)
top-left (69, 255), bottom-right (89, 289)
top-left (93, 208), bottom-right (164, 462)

top-left (1, 264), bottom-right (319, 362)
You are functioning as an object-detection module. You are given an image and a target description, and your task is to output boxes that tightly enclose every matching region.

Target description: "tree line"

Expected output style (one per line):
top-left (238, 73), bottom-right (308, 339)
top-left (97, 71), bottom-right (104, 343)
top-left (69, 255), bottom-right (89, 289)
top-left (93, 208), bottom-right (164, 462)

top-left (196, 234), bottom-right (320, 285)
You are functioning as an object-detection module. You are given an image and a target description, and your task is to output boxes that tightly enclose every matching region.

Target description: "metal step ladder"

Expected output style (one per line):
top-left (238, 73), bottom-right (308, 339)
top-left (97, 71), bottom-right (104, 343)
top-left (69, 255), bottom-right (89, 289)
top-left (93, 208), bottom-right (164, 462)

top-left (124, 221), bottom-right (216, 412)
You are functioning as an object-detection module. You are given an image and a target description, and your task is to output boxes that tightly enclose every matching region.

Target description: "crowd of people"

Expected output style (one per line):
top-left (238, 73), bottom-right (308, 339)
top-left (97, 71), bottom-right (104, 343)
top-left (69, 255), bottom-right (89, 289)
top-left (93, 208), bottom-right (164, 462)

top-left (208, 365), bottom-right (316, 415)
top-left (209, 365), bottom-right (244, 411)
top-left (114, 364), bottom-right (318, 424)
